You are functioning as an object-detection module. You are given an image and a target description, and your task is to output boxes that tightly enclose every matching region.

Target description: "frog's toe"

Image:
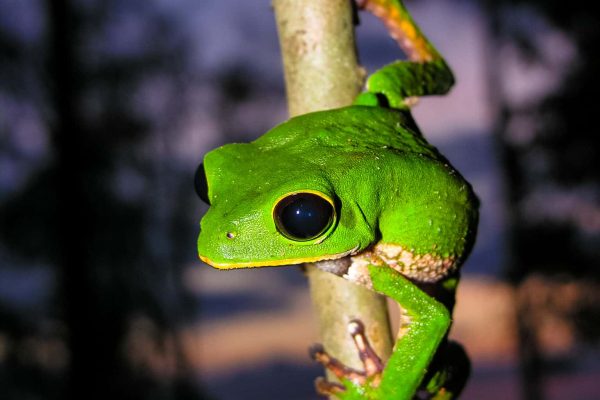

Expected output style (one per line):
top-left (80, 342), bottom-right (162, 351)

top-left (348, 319), bottom-right (384, 378)
top-left (309, 344), bottom-right (367, 384)
top-left (310, 319), bottom-right (384, 397)
top-left (314, 377), bottom-right (346, 396)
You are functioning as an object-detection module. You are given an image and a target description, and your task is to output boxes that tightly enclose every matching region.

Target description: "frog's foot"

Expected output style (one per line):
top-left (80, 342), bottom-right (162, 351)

top-left (310, 320), bottom-right (384, 397)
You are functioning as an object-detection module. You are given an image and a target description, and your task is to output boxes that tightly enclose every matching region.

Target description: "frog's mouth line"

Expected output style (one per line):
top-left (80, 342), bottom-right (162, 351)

top-left (199, 245), bottom-right (360, 270)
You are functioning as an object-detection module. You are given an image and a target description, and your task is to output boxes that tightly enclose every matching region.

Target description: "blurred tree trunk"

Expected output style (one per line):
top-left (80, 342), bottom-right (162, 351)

top-left (47, 0), bottom-right (98, 397)
top-left (482, 2), bottom-right (543, 399)
top-left (47, 1), bottom-right (129, 398)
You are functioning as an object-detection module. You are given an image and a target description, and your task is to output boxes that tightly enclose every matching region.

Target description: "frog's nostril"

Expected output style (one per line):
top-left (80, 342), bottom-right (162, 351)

top-left (226, 232), bottom-right (235, 239)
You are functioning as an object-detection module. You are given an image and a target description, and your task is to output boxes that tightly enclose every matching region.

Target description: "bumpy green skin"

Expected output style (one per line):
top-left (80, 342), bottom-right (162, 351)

top-left (198, 106), bottom-right (476, 268)
top-left (197, 0), bottom-right (478, 398)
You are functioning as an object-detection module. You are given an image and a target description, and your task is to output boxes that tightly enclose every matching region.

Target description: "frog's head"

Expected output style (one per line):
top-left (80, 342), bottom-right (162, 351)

top-left (196, 109), bottom-right (385, 268)
top-left (195, 141), bottom-right (375, 268)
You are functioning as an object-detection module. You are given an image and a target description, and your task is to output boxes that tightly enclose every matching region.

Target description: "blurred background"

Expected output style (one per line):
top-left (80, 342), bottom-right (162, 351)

top-left (0, 0), bottom-right (598, 399)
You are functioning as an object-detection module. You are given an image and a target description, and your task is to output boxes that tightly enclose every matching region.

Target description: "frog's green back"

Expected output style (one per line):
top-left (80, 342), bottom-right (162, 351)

top-left (256, 106), bottom-right (439, 158)
top-left (198, 105), bottom-right (477, 276)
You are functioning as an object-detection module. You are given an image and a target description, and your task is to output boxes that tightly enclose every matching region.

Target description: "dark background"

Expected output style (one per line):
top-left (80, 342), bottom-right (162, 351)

top-left (0, 0), bottom-right (598, 399)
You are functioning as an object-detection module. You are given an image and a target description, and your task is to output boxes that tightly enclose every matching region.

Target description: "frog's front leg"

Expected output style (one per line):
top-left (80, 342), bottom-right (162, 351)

top-left (369, 266), bottom-right (452, 399)
top-left (311, 262), bottom-right (451, 399)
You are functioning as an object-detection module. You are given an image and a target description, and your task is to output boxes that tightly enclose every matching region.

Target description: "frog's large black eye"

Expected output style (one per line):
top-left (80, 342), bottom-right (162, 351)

top-left (194, 163), bottom-right (210, 205)
top-left (274, 192), bottom-right (335, 241)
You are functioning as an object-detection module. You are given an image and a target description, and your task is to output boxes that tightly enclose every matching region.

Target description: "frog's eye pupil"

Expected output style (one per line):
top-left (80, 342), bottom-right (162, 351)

top-left (194, 163), bottom-right (210, 205)
top-left (274, 193), bottom-right (334, 241)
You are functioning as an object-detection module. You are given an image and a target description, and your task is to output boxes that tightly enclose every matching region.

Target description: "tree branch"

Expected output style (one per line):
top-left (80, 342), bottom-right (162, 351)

top-left (272, 0), bottom-right (393, 379)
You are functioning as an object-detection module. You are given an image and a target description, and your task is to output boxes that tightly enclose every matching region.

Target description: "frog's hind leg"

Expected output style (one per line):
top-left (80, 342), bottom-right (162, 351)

top-left (358, 0), bottom-right (438, 61)
top-left (354, 0), bottom-right (455, 109)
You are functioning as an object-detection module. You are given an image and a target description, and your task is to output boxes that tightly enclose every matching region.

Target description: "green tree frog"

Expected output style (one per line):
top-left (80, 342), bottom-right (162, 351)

top-left (195, 0), bottom-right (478, 398)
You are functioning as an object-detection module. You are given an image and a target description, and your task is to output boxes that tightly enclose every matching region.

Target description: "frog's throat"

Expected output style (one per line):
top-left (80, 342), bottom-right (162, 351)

top-left (199, 245), bottom-right (361, 270)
